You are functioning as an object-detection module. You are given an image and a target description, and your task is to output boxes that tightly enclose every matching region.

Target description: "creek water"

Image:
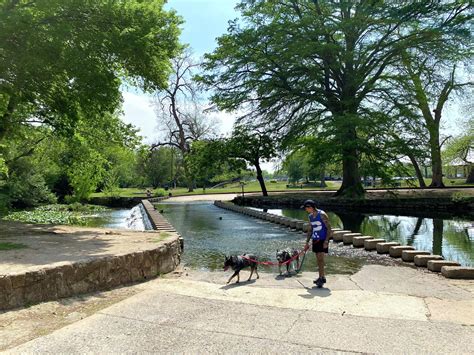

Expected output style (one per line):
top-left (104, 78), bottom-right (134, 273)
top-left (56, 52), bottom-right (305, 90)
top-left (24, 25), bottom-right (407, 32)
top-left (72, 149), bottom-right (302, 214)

top-left (79, 205), bottom-right (152, 230)
top-left (154, 202), bottom-right (473, 272)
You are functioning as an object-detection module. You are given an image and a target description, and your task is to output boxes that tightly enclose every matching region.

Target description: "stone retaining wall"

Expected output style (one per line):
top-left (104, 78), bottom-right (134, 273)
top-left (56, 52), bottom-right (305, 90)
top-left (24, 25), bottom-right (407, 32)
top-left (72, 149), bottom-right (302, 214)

top-left (233, 195), bottom-right (474, 219)
top-left (0, 235), bottom-right (182, 311)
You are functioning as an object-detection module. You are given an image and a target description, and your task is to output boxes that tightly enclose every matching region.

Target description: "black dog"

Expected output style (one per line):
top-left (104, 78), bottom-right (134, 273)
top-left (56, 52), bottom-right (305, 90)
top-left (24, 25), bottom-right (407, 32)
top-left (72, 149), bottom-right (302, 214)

top-left (223, 254), bottom-right (260, 284)
top-left (276, 248), bottom-right (301, 275)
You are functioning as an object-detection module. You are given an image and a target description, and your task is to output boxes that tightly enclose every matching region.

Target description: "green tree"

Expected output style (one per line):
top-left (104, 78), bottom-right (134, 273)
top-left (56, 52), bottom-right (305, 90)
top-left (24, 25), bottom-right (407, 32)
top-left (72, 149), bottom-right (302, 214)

top-left (227, 126), bottom-right (276, 196)
top-left (0, 0), bottom-right (181, 142)
top-left (188, 139), bottom-right (245, 190)
top-left (443, 119), bottom-right (473, 183)
top-left (392, 57), bottom-right (473, 187)
top-left (201, 0), bottom-right (472, 197)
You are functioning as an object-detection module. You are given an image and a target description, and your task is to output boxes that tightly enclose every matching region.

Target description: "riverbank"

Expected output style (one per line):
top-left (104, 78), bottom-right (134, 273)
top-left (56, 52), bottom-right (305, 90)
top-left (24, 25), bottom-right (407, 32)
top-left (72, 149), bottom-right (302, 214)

top-left (233, 188), bottom-right (474, 219)
top-left (0, 222), bottom-right (182, 310)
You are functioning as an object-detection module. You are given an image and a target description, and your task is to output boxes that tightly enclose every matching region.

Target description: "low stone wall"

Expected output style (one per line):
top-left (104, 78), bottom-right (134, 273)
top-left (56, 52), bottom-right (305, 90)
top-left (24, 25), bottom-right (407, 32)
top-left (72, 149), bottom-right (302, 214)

top-left (0, 235), bottom-right (182, 311)
top-left (233, 194), bottom-right (474, 219)
top-left (141, 199), bottom-right (184, 251)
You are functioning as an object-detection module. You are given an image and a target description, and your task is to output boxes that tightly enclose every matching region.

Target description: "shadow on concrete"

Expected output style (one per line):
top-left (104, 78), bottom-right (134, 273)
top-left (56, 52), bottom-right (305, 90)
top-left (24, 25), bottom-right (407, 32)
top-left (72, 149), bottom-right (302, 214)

top-left (298, 287), bottom-right (332, 299)
top-left (274, 272), bottom-right (298, 280)
top-left (219, 279), bottom-right (257, 290)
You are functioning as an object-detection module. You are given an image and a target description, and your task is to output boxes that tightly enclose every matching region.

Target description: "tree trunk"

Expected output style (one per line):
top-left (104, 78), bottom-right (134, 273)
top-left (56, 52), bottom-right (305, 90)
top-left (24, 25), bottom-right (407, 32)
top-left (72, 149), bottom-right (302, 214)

top-left (428, 124), bottom-right (445, 187)
top-left (319, 170), bottom-right (327, 187)
top-left (432, 219), bottom-right (443, 256)
top-left (182, 158), bottom-right (194, 192)
top-left (466, 164), bottom-right (474, 184)
top-left (336, 125), bottom-right (364, 197)
top-left (255, 160), bottom-right (268, 196)
top-left (407, 152), bottom-right (426, 188)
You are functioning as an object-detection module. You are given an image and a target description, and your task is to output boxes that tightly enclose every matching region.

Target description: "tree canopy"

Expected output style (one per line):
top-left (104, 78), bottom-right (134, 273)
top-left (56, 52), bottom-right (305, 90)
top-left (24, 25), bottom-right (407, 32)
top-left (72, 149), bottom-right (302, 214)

top-left (0, 0), bottom-right (182, 139)
top-left (201, 0), bottom-right (472, 196)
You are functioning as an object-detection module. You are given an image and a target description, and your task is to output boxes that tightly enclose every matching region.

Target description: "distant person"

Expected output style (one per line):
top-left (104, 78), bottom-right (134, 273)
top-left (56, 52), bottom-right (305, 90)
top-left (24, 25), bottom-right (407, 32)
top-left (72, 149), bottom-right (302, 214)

top-left (301, 199), bottom-right (332, 288)
top-left (146, 189), bottom-right (152, 198)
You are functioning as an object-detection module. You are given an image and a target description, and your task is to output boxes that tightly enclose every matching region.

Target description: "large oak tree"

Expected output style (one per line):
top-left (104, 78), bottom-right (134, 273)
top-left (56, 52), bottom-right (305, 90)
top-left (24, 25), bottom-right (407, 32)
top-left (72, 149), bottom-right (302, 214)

top-left (201, 0), bottom-right (472, 197)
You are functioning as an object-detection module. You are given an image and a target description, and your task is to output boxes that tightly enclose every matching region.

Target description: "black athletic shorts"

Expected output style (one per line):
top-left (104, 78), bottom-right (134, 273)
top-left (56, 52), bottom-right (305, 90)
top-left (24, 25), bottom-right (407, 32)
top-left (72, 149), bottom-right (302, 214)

top-left (312, 240), bottom-right (329, 254)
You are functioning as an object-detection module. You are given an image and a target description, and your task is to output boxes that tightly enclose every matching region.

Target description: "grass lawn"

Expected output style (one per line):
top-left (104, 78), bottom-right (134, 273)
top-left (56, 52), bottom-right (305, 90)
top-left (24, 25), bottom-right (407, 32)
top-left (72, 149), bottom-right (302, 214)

top-left (90, 181), bottom-right (340, 198)
top-left (89, 178), bottom-right (472, 199)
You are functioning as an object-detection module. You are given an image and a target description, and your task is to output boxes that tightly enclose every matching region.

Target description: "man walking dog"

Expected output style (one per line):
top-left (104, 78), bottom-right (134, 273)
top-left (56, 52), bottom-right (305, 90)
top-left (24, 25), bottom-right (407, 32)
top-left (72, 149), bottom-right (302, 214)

top-left (302, 199), bottom-right (332, 288)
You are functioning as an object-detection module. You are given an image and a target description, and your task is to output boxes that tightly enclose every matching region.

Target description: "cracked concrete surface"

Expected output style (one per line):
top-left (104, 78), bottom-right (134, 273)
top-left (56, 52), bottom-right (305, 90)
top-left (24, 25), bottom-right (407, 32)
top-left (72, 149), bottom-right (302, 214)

top-left (3, 264), bottom-right (473, 354)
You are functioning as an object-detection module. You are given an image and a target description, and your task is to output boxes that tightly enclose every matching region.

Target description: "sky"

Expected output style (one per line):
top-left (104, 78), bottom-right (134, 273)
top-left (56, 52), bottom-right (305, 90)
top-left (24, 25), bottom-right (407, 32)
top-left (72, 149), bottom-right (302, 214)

top-left (120, 0), bottom-right (468, 173)
top-left (121, 0), bottom-right (239, 144)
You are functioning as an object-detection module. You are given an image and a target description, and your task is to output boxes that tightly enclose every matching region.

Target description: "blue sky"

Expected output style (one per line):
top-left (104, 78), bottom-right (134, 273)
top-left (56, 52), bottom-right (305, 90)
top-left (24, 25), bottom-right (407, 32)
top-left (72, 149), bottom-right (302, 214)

top-left (121, 0), bottom-right (240, 146)
top-left (121, 0), bottom-right (465, 170)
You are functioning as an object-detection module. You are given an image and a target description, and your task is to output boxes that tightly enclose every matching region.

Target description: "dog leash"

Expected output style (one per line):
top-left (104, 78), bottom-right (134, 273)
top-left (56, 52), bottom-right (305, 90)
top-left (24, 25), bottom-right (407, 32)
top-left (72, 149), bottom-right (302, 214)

top-left (241, 244), bottom-right (310, 266)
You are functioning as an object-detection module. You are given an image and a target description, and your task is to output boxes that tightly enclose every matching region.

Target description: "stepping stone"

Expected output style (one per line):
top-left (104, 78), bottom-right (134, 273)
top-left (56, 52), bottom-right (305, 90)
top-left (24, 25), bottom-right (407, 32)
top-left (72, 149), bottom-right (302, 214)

top-left (376, 242), bottom-right (400, 254)
top-left (353, 236), bottom-right (374, 248)
top-left (402, 250), bottom-right (431, 262)
top-left (295, 221), bottom-right (304, 231)
top-left (389, 246), bottom-right (415, 258)
top-left (343, 233), bottom-right (362, 245)
top-left (287, 219), bottom-right (297, 229)
top-left (270, 215), bottom-right (280, 223)
top-left (333, 230), bottom-right (352, 242)
top-left (427, 260), bottom-right (461, 272)
top-left (414, 255), bottom-right (443, 267)
top-left (364, 238), bottom-right (385, 251)
top-left (441, 266), bottom-right (474, 279)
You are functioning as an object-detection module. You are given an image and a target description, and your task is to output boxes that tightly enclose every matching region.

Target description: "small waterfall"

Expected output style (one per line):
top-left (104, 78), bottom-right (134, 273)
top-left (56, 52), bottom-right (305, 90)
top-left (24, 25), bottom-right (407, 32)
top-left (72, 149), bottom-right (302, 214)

top-left (125, 204), bottom-right (153, 231)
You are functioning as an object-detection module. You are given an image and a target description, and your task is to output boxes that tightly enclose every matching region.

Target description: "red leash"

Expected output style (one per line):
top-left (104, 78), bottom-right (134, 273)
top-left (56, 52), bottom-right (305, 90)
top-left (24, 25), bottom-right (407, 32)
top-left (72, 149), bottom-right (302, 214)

top-left (241, 244), bottom-right (310, 266)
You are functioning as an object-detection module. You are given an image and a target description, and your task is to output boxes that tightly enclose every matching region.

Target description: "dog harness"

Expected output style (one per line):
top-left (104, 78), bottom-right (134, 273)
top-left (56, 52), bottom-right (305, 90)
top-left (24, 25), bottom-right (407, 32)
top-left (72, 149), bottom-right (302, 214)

top-left (309, 210), bottom-right (327, 241)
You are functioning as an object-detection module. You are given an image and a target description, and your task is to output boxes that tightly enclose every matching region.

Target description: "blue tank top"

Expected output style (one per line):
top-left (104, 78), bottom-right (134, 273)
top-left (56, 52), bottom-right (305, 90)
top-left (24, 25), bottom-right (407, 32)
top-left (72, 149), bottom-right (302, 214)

top-left (309, 210), bottom-right (327, 241)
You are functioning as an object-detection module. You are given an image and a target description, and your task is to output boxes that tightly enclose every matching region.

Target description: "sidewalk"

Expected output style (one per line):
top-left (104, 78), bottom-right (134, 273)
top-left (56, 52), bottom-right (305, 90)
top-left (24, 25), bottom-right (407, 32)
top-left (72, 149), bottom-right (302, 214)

top-left (3, 265), bottom-right (473, 353)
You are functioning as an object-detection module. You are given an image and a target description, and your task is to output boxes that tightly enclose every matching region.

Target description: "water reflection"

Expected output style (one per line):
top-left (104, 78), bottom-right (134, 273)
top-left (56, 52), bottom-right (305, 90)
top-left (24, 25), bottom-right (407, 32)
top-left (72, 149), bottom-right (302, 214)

top-left (266, 207), bottom-right (473, 267)
top-left (156, 202), bottom-right (365, 274)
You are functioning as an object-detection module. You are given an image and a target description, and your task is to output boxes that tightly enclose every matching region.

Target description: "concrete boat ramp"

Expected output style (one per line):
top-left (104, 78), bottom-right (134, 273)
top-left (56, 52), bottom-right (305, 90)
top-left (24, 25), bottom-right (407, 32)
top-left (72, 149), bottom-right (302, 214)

top-left (2, 264), bottom-right (473, 353)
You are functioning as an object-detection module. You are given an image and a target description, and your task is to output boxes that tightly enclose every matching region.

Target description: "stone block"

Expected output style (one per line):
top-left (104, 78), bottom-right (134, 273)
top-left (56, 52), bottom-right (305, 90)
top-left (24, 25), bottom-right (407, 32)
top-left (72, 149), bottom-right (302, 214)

top-left (401, 250), bottom-right (431, 262)
top-left (353, 236), bottom-right (374, 248)
top-left (333, 230), bottom-right (352, 242)
top-left (414, 255), bottom-right (444, 267)
top-left (288, 219), bottom-right (297, 229)
top-left (376, 242), bottom-right (400, 254)
top-left (427, 260), bottom-right (461, 272)
top-left (342, 233), bottom-right (362, 245)
top-left (295, 221), bottom-right (304, 231)
top-left (389, 246), bottom-right (415, 258)
top-left (441, 266), bottom-right (474, 279)
top-left (364, 238), bottom-right (385, 251)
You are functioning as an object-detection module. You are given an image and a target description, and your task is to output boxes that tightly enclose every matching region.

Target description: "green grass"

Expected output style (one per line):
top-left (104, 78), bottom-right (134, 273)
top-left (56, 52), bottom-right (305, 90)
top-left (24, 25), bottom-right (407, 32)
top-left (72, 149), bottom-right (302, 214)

top-left (0, 242), bottom-right (27, 251)
top-left (90, 181), bottom-right (340, 198)
top-left (89, 178), bottom-right (473, 199)
top-left (2, 204), bottom-right (109, 225)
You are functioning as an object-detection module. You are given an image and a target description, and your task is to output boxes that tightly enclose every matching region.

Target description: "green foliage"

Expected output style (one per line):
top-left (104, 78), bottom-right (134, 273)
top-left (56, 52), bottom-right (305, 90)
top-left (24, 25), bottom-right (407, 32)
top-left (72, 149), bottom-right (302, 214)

top-left (2, 204), bottom-right (107, 225)
top-left (188, 139), bottom-right (246, 188)
top-left (0, 0), bottom-right (181, 138)
top-left (0, 242), bottom-right (27, 251)
top-left (137, 147), bottom-right (179, 188)
top-left (201, 0), bottom-right (472, 196)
